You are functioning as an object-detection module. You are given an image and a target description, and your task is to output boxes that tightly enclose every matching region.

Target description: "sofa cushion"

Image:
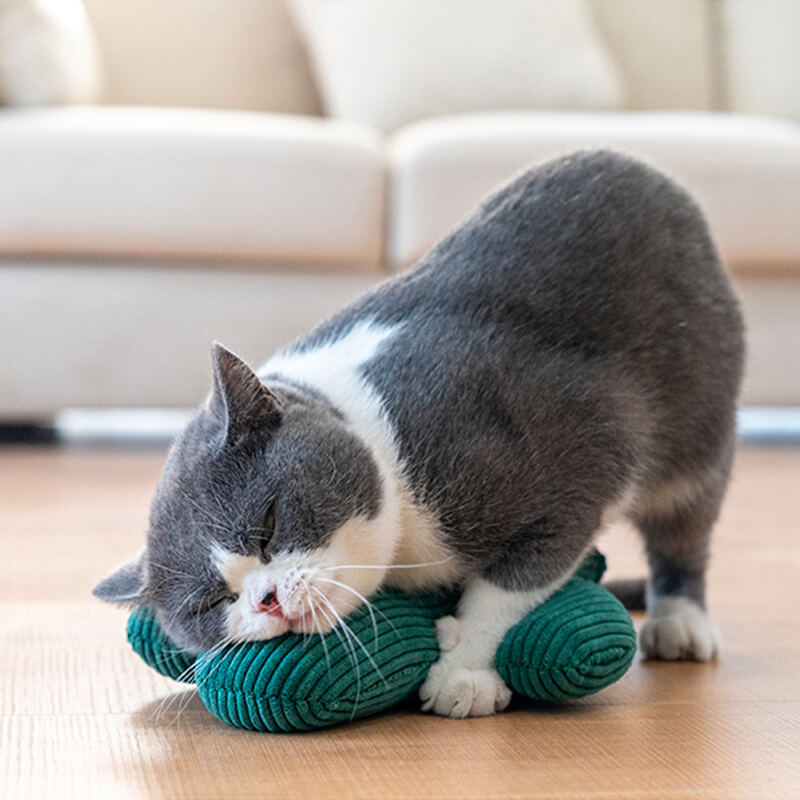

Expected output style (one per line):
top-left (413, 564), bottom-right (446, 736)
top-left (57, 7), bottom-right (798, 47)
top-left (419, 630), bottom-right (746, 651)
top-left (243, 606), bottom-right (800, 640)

top-left (724, 0), bottom-right (800, 122)
top-left (82, 0), bottom-right (322, 115)
top-left (0, 0), bottom-right (101, 106)
top-left (589, 0), bottom-right (716, 111)
top-left (0, 106), bottom-right (385, 270)
top-left (290, 0), bottom-right (624, 133)
top-left (0, 263), bottom-right (381, 415)
top-left (388, 111), bottom-right (800, 272)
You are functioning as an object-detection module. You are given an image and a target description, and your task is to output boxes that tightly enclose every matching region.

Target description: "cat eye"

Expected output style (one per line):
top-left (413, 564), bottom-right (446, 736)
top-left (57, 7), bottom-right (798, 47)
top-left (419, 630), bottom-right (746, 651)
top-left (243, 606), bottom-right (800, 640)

top-left (184, 591), bottom-right (237, 620)
top-left (258, 502), bottom-right (277, 560)
top-left (209, 592), bottom-right (238, 608)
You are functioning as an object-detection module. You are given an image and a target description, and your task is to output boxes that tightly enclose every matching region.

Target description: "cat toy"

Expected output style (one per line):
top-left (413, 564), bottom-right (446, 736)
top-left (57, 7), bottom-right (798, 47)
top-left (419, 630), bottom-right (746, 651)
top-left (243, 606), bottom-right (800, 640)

top-left (126, 549), bottom-right (635, 732)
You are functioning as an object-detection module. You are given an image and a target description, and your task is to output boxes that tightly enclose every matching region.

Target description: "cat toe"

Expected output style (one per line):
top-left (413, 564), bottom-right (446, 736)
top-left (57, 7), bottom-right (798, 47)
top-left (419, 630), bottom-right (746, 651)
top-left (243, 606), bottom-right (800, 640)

top-left (420, 662), bottom-right (511, 718)
top-left (640, 598), bottom-right (719, 662)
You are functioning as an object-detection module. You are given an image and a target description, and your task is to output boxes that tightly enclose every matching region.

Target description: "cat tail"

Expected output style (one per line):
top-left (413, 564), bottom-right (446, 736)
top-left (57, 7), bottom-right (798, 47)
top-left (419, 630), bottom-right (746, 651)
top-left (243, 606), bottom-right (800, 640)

top-left (603, 578), bottom-right (646, 611)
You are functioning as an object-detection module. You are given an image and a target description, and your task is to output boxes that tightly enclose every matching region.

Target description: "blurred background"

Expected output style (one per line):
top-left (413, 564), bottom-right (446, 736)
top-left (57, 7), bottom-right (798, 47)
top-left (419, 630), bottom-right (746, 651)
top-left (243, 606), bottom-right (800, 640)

top-left (0, 0), bottom-right (798, 441)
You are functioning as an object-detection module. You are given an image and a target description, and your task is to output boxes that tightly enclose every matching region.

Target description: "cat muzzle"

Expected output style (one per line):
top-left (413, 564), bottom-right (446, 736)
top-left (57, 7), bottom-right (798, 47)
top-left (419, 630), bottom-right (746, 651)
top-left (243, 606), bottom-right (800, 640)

top-left (256, 590), bottom-right (283, 616)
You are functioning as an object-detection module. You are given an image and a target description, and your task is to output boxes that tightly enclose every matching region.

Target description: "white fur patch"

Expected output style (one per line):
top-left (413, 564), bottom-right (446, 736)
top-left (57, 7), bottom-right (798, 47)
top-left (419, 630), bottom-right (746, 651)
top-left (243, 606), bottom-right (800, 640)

top-left (640, 595), bottom-right (719, 661)
top-left (386, 501), bottom-right (462, 590)
top-left (212, 547), bottom-right (258, 595)
top-left (214, 511), bottom-right (407, 642)
top-left (260, 320), bottom-right (458, 592)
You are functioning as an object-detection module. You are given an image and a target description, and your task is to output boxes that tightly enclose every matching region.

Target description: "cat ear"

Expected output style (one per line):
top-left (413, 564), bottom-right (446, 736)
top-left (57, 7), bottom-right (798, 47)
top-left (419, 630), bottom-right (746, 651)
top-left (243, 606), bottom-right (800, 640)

top-left (92, 552), bottom-right (147, 606)
top-left (210, 342), bottom-right (281, 442)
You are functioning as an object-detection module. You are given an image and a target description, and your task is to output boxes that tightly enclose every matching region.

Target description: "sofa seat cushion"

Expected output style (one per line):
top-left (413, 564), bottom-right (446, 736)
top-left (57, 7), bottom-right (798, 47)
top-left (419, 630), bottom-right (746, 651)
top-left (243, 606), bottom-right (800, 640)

top-left (388, 111), bottom-right (800, 273)
top-left (0, 106), bottom-right (385, 271)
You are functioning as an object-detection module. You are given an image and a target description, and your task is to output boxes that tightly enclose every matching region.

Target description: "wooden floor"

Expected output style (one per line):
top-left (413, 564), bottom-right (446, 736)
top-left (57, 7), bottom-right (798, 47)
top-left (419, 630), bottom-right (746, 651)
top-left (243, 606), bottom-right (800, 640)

top-left (1, 444), bottom-right (799, 799)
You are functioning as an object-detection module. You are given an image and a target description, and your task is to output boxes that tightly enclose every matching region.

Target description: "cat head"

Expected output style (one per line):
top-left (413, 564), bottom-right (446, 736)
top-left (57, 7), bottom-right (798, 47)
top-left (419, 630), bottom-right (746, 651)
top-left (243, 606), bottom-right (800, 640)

top-left (93, 344), bottom-right (395, 653)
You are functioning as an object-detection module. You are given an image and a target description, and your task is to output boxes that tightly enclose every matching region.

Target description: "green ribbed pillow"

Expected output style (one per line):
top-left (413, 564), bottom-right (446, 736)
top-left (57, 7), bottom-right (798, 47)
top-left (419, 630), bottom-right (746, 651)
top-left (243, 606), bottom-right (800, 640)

top-left (126, 550), bottom-right (635, 732)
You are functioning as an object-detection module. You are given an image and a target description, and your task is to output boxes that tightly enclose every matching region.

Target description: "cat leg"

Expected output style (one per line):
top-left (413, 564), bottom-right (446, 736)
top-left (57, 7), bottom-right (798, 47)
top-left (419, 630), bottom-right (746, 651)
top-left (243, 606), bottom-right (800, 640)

top-left (420, 505), bottom-right (602, 718)
top-left (419, 572), bottom-right (571, 718)
top-left (634, 455), bottom-right (732, 661)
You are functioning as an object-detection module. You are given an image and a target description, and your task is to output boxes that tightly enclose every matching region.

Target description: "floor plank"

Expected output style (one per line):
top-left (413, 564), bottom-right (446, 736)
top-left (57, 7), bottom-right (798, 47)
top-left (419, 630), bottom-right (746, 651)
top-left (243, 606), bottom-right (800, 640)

top-left (1, 445), bottom-right (799, 799)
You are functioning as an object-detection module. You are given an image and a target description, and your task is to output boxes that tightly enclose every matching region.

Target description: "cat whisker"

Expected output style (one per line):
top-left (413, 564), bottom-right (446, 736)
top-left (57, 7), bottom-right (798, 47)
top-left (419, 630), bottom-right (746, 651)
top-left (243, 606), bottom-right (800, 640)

top-left (316, 576), bottom-right (384, 650)
top-left (160, 586), bottom-right (205, 639)
top-left (144, 645), bottom-right (197, 685)
top-left (151, 666), bottom-right (202, 725)
top-left (318, 556), bottom-right (454, 571)
top-left (147, 561), bottom-right (196, 580)
top-left (312, 589), bottom-right (361, 712)
top-left (150, 679), bottom-right (185, 723)
top-left (172, 684), bottom-right (202, 725)
top-left (171, 658), bottom-right (199, 686)
top-left (299, 598), bottom-right (311, 648)
top-left (313, 588), bottom-right (390, 715)
top-left (159, 661), bottom-right (226, 727)
top-left (314, 599), bottom-right (389, 724)
top-left (315, 603), bottom-right (350, 661)
top-left (303, 579), bottom-right (331, 674)
top-left (192, 633), bottom-right (244, 703)
top-left (151, 691), bottom-right (179, 725)
top-left (197, 633), bottom-right (236, 663)
top-left (325, 607), bottom-right (387, 688)
top-left (150, 629), bottom-right (241, 726)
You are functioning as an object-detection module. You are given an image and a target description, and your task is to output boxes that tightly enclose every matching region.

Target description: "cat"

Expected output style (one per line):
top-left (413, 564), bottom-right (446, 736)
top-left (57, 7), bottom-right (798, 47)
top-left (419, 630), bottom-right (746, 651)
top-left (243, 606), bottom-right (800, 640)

top-left (94, 149), bottom-right (745, 718)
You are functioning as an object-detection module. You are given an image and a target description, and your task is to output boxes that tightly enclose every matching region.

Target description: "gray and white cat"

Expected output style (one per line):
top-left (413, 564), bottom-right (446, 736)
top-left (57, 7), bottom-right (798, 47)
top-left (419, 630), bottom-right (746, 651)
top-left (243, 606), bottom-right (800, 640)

top-left (94, 150), bottom-right (744, 718)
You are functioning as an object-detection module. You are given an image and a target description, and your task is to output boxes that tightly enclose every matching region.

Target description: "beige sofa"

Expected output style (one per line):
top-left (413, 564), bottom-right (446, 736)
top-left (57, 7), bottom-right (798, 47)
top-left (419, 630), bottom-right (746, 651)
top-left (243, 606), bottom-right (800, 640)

top-left (1, 0), bottom-right (798, 418)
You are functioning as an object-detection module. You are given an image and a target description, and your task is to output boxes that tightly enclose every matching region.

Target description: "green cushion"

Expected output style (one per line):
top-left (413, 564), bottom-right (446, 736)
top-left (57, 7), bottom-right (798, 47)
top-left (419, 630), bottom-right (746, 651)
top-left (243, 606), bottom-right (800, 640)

top-left (126, 550), bottom-right (635, 732)
top-left (127, 607), bottom-right (196, 683)
top-left (495, 578), bottom-right (636, 699)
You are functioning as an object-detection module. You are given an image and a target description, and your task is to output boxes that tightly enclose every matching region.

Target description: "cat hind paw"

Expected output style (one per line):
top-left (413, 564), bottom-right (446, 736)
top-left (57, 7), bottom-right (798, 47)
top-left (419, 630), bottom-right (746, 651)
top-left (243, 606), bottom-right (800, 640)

top-left (640, 597), bottom-right (719, 662)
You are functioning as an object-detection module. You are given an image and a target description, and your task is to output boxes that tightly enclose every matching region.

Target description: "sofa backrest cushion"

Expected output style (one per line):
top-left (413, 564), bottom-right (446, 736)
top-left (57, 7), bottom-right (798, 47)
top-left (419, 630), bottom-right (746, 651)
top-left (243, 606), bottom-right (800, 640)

top-left (289, 0), bottom-right (625, 133)
top-left (723, 0), bottom-right (800, 121)
top-left (82, 0), bottom-right (322, 114)
top-left (590, 0), bottom-right (719, 112)
top-left (80, 0), bottom-right (796, 123)
top-left (0, 0), bottom-right (102, 106)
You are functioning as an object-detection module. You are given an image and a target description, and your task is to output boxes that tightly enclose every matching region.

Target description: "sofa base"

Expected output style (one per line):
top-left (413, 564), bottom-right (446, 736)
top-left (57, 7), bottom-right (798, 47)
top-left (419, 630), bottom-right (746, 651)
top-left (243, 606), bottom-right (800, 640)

top-left (0, 263), bottom-right (796, 415)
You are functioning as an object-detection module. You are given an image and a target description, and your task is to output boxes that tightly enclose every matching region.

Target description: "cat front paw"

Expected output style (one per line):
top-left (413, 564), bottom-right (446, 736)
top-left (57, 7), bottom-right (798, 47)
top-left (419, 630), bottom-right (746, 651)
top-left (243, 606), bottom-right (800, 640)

top-left (640, 597), bottom-right (719, 661)
top-left (420, 660), bottom-right (512, 718)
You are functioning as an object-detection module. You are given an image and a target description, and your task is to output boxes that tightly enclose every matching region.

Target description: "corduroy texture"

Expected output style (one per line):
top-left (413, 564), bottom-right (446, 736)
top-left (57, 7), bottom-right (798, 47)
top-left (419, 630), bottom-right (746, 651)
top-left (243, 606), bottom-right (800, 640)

top-left (495, 577), bottom-right (636, 699)
top-left (126, 549), bottom-right (635, 731)
top-left (127, 604), bottom-right (196, 683)
top-left (573, 548), bottom-right (607, 583)
top-left (196, 590), bottom-right (458, 732)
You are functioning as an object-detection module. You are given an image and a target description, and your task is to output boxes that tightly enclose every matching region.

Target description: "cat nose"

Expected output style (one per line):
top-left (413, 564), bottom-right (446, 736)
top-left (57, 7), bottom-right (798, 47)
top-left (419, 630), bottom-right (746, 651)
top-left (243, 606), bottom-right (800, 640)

top-left (256, 589), bottom-right (283, 616)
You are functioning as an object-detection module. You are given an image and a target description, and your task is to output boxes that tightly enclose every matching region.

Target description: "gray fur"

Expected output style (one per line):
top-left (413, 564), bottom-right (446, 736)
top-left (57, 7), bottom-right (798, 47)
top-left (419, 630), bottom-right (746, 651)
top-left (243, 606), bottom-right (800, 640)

top-left (94, 345), bottom-right (382, 651)
top-left (95, 149), bottom-right (744, 653)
